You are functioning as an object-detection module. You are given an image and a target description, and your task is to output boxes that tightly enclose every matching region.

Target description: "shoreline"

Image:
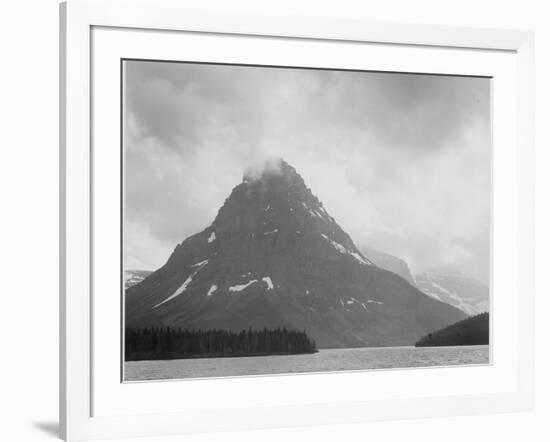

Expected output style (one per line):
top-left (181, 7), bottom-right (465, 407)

top-left (125, 349), bottom-right (318, 362)
top-left (125, 345), bottom-right (490, 363)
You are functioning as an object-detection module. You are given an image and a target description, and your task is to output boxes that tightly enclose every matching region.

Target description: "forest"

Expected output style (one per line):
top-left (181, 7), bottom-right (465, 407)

top-left (415, 312), bottom-right (489, 347)
top-left (125, 326), bottom-right (317, 361)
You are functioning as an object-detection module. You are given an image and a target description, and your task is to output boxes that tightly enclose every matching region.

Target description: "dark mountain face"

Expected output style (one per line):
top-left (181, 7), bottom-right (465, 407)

top-left (126, 159), bottom-right (466, 347)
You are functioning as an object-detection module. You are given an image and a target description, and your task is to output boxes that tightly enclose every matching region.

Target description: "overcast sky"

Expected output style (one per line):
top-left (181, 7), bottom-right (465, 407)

top-left (124, 60), bottom-right (491, 284)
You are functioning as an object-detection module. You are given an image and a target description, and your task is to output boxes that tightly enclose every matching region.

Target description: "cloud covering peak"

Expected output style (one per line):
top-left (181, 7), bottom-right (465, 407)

top-left (243, 156), bottom-right (285, 182)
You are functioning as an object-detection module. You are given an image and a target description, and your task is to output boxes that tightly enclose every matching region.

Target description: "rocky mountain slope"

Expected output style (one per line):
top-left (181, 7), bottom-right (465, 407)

top-left (125, 159), bottom-right (466, 347)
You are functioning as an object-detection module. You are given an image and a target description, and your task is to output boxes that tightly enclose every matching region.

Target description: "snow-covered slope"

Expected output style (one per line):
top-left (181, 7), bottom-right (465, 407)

top-left (360, 248), bottom-right (488, 316)
top-left (124, 270), bottom-right (152, 289)
top-left (414, 271), bottom-right (489, 315)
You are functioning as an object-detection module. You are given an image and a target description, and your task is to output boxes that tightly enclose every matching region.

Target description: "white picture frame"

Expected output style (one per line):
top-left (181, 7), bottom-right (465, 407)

top-left (60, 0), bottom-right (534, 440)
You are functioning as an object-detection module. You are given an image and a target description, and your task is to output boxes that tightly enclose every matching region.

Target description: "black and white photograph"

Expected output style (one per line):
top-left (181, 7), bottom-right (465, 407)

top-left (123, 60), bottom-right (491, 381)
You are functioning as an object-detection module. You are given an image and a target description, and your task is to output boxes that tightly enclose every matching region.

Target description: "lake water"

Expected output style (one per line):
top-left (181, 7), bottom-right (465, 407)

top-left (124, 345), bottom-right (490, 381)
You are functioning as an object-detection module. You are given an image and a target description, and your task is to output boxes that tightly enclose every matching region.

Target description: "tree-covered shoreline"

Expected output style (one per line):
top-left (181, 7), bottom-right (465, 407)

top-left (415, 312), bottom-right (489, 347)
top-left (125, 327), bottom-right (317, 361)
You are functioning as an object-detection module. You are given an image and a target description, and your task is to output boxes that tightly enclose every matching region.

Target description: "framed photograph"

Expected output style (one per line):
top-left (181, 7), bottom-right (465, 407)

top-left (60, 0), bottom-right (534, 440)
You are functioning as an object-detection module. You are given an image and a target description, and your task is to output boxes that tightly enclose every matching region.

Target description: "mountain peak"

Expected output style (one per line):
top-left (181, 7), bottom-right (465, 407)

top-left (214, 159), bottom-right (338, 242)
top-left (126, 157), bottom-right (467, 348)
top-left (242, 157), bottom-right (298, 183)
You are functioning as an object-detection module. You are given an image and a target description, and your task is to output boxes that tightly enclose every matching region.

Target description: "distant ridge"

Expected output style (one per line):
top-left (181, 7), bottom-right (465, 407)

top-left (361, 246), bottom-right (414, 282)
top-left (125, 270), bottom-right (153, 289)
top-left (414, 271), bottom-right (489, 315)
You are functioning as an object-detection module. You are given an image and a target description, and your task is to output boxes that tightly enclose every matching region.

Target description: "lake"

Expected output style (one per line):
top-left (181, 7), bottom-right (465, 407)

top-left (124, 345), bottom-right (490, 381)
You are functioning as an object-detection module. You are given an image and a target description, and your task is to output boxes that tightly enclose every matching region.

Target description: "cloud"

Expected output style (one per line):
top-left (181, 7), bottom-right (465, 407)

top-left (243, 157), bottom-right (284, 181)
top-left (124, 61), bottom-right (491, 283)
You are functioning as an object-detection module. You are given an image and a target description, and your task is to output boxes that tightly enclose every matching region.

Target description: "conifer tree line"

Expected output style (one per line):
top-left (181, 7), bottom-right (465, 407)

top-left (125, 327), bottom-right (317, 361)
top-left (415, 312), bottom-right (489, 347)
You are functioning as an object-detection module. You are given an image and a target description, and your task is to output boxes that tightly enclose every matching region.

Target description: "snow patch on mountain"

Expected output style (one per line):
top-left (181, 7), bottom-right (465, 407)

top-left (191, 259), bottom-right (209, 267)
top-left (207, 285), bottom-right (218, 297)
top-left (153, 277), bottom-right (191, 309)
top-left (208, 232), bottom-right (216, 243)
top-left (124, 270), bottom-right (152, 289)
top-left (152, 261), bottom-right (208, 309)
top-left (345, 297), bottom-right (361, 306)
top-left (414, 271), bottom-right (489, 315)
top-left (430, 281), bottom-right (452, 295)
top-left (367, 300), bottom-right (384, 305)
top-left (321, 234), bottom-right (372, 266)
top-left (422, 291), bottom-right (443, 301)
top-left (262, 277), bottom-right (274, 290)
top-left (314, 210), bottom-right (327, 219)
top-left (229, 279), bottom-right (258, 293)
top-left (301, 202), bottom-right (323, 219)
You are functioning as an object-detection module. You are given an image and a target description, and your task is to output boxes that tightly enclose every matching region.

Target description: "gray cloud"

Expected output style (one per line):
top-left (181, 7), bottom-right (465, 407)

top-left (124, 60), bottom-right (490, 284)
